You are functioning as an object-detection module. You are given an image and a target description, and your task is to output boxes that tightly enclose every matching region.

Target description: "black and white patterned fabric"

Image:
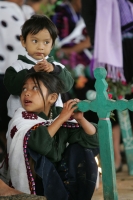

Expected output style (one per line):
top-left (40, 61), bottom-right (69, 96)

top-left (0, 1), bottom-right (34, 74)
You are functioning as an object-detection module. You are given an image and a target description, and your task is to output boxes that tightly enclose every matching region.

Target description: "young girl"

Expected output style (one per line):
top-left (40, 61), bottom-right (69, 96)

top-left (6, 72), bottom-right (99, 200)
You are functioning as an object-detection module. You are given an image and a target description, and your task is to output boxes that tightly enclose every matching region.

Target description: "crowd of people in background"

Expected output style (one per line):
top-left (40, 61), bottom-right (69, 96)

top-left (0, 0), bottom-right (133, 198)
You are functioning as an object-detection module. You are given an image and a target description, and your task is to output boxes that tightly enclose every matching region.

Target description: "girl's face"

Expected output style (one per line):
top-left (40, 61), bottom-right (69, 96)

top-left (20, 28), bottom-right (53, 60)
top-left (20, 78), bottom-right (51, 115)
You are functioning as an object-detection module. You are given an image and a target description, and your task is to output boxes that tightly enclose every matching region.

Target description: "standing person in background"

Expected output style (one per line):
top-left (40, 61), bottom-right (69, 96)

top-left (52, 0), bottom-right (91, 77)
top-left (52, 0), bottom-right (98, 123)
top-left (0, 0), bottom-right (34, 160)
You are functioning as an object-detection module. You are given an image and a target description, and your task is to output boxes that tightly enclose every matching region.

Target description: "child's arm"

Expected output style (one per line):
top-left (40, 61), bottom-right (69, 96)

top-left (67, 123), bottom-right (99, 149)
top-left (64, 99), bottom-right (99, 148)
top-left (72, 110), bottom-right (96, 136)
top-left (75, 116), bottom-right (96, 135)
top-left (47, 99), bottom-right (77, 137)
top-left (58, 36), bottom-right (91, 55)
top-left (47, 99), bottom-right (97, 137)
top-left (67, 99), bottom-right (98, 148)
top-left (71, 98), bottom-right (96, 135)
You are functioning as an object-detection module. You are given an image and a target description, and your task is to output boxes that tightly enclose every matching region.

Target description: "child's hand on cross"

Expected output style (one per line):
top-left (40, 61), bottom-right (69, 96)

top-left (58, 99), bottom-right (78, 122)
top-left (71, 99), bottom-right (84, 120)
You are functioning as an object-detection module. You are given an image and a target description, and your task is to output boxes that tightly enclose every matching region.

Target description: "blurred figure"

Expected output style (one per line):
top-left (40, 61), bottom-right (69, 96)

top-left (52, 0), bottom-right (98, 123)
top-left (52, 0), bottom-right (91, 73)
top-left (39, 0), bottom-right (59, 17)
top-left (25, 0), bottom-right (43, 13)
top-left (81, 0), bottom-right (96, 46)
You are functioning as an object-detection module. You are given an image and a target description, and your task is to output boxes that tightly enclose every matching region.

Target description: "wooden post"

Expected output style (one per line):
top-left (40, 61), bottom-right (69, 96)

top-left (117, 110), bottom-right (133, 175)
top-left (77, 67), bottom-right (133, 200)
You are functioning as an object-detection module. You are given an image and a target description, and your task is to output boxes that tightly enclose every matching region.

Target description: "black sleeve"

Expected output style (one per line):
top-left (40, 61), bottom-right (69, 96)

top-left (50, 64), bottom-right (61, 74)
top-left (28, 67), bottom-right (36, 73)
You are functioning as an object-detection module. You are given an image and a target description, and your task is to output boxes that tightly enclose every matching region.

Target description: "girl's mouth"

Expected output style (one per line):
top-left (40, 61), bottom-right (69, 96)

top-left (36, 53), bottom-right (43, 56)
top-left (24, 100), bottom-right (32, 105)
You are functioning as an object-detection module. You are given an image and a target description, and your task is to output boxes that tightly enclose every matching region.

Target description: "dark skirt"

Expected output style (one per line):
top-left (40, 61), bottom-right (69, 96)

top-left (28, 144), bottom-right (99, 200)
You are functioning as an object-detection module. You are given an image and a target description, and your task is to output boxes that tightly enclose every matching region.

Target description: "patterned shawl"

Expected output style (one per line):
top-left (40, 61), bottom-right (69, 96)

top-left (6, 108), bottom-right (79, 194)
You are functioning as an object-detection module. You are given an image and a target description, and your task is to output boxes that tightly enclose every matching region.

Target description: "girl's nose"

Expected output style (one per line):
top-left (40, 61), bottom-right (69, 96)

top-left (25, 91), bottom-right (30, 96)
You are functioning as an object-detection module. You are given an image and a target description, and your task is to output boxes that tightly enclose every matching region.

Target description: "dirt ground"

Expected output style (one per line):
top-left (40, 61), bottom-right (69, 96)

top-left (92, 164), bottom-right (133, 200)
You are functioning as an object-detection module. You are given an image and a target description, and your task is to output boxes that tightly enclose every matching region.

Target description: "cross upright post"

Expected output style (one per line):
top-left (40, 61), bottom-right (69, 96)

top-left (77, 67), bottom-right (133, 200)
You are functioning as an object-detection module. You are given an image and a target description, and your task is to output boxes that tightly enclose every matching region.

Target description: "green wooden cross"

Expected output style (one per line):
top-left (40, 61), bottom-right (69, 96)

top-left (76, 67), bottom-right (133, 200)
top-left (86, 86), bottom-right (133, 176)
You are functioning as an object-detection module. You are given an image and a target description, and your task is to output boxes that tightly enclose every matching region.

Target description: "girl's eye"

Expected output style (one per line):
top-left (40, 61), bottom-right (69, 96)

top-left (44, 41), bottom-right (49, 45)
top-left (33, 86), bottom-right (38, 90)
top-left (32, 40), bottom-right (37, 43)
top-left (22, 87), bottom-right (27, 92)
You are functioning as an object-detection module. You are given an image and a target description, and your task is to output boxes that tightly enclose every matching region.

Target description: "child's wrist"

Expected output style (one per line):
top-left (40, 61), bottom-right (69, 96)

top-left (51, 63), bottom-right (54, 71)
top-left (33, 66), bottom-right (37, 72)
top-left (76, 117), bottom-right (85, 124)
top-left (57, 115), bottom-right (64, 123)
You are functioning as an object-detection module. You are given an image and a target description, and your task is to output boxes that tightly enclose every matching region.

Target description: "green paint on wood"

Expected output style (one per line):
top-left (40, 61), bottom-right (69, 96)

top-left (77, 67), bottom-right (133, 200)
top-left (76, 67), bottom-right (133, 200)
top-left (117, 110), bottom-right (133, 175)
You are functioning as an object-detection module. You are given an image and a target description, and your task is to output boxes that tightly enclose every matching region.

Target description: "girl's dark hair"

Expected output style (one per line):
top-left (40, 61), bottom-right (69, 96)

top-left (22, 72), bottom-right (65, 103)
top-left (21, 14), bottom-right (58, 46)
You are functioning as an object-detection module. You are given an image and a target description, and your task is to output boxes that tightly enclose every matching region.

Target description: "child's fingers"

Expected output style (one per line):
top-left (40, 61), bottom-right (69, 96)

top-left (65, 99), bottom-right (77, 110)
top-left (41, 54), bottom-right (48, 65)
top-left (38, 60), bottom-right (47, 65)
top-left (42, 54), bottom-right (45, 61)
top-left (38, 64), bottom-right (45, 70)
top-left (38, 62), bottom-right (47, 68)
top-left (73, 98), bottom-right (80, 103)
top-left (43, 66), bottom-right (50, 72)
top-left (63, 100), bottom-right (75, 109)
top-left (64, 99), bottom-right (74, 107)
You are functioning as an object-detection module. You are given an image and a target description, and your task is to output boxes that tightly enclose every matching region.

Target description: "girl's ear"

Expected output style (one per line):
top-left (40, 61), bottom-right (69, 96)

top-left (49, 93), bottom-right (58, 105)
top-left (20, 35), bottom-right (26, 48)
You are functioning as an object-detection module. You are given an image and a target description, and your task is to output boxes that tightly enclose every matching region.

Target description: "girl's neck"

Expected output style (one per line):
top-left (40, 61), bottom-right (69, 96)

top-left (44, 107), bottom-right (52, 119)
top-left (48, 109), bottom-right (53, 120)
